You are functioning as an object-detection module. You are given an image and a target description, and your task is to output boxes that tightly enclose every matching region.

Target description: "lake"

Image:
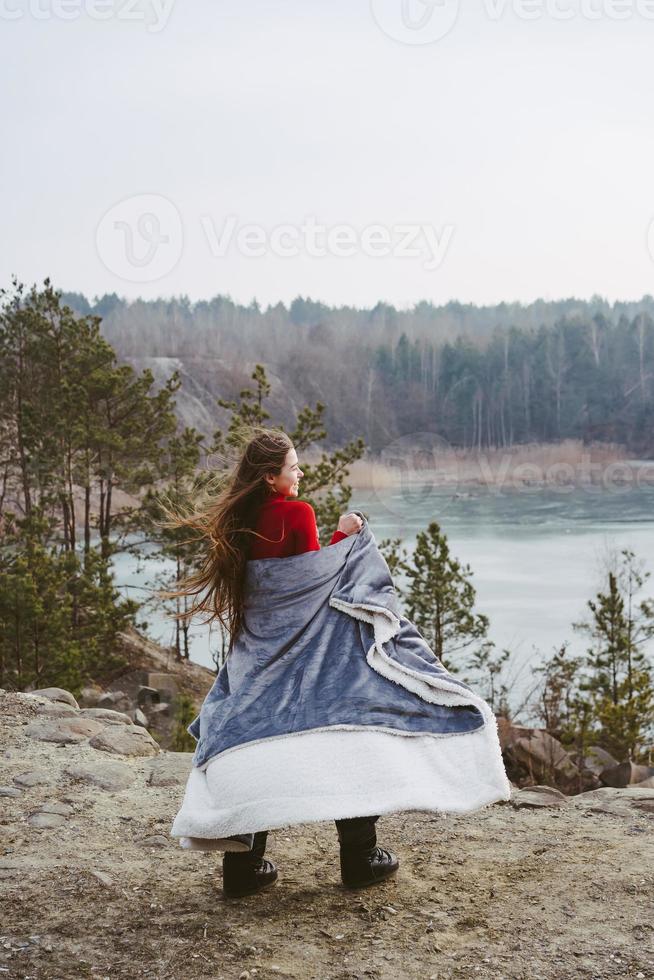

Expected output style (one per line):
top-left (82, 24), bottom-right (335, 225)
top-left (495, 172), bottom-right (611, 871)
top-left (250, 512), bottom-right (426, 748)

top-left (113, 481), bottom-right (654, 721)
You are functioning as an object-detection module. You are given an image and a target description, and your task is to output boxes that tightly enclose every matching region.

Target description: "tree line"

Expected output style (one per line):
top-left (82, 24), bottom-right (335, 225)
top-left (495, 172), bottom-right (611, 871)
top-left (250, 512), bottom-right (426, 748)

top-left (61, 290), bottom-right (654, 456)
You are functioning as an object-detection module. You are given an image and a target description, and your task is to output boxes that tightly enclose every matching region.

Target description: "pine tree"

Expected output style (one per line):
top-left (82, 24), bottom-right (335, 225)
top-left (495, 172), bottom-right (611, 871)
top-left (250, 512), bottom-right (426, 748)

top-left (0, 277), bottom-right (177, 691)
top-left (534, 643), bottom-right (594, 769)
top-left (573, 550), bottom-right (654, 762)
top-left (397, 521), bottom-right (489, 669)
top-left (140, 428), bottom-right (206, 660)
top-left (170, 692), bottom-right (198, 752)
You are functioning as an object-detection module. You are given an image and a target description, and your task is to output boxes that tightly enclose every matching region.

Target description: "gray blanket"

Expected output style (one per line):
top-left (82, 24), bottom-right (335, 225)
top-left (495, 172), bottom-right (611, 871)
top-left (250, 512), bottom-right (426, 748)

top-left (188, 511), bottom-right (492, 770)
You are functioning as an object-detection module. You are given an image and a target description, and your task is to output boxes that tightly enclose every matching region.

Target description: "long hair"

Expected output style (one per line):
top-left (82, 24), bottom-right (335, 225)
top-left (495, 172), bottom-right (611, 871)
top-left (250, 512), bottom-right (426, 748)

top-left (153, 426), bottom-right (294, 646)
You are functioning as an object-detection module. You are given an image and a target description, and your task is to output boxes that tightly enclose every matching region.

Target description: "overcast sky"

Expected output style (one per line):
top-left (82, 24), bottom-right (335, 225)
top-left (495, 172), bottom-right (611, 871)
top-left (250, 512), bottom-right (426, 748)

top-left (2, 0), bottom-right (654, 308)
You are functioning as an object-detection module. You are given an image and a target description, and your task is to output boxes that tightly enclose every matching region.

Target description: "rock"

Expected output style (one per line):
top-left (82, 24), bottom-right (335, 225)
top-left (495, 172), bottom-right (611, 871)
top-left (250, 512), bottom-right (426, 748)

top-left (147, 752), bottom-right (192, 787)
top-left (631, 799), bottom-right (654, 816)
top-left (13, 770), bottom-right (54, 788)
top-left (137, 686), bottom-right (161, 707)
top-left (146, 672), bottom-right (178, 698)
top-left (150, 702), bottom-right (171, 717)
top-left (583, 745), bottom-right (618, 775)
top-left (569, 786), bottom-right (654, 818)
top-left (35, 702), bottom-right (79, 719)
top-left (578, 768), bottom-right (602, 792)
top-left (64, 761), bottom-right (135, 792)
top-left (28, 688), bottom-right (80, 709)
top-left (89, 725), bottom-right (159, 757)
top-left (24, 717), bottom-right (104, 744)
top-left (0, 786), bottom-right (22, 798)
top-left (79, 708), bottom-right (132, 726)
top-left (599, 761), bottom-right (654, 788)
top-left (503, 729), bottom-right (581, 793)
top-left (636, 775), bottom-right (654, 788)
top-left (511, 785), bottom-right (568, 808)
top-left (28, 811), bottom-right (67, 829)
top-left (78, 685), bottom-right (104, 708)
top-left (37, 802), bottom-right (73, 816)
top-left (133, 708), bottom-right (149, 728)
top-left (137, 834), bottom-right (169, 847)
top-left (572, 786), bottom-right (654, 803)
top-left (97, 691), bottom-right (131, 712)
top-left (496, 717), bottom-right (533, 751)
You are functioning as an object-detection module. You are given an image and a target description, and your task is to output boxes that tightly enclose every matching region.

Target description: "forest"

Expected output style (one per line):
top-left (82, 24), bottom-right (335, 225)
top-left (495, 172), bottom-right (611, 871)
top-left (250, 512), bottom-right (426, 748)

top-left (61, 290), bottom-right (654, 456)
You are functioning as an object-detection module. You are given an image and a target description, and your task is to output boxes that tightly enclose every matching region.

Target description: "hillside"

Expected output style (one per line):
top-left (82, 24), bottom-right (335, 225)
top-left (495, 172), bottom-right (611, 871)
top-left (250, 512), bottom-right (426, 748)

top-left (60, 291), bottom-right (654, 456)
top-left (1, 689), bottom-right (653, 980)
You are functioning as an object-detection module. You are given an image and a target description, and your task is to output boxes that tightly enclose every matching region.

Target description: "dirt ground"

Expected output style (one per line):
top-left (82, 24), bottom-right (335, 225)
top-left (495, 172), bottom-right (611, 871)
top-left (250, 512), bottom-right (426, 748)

top-left (1, 691), bottom-right (653, 980)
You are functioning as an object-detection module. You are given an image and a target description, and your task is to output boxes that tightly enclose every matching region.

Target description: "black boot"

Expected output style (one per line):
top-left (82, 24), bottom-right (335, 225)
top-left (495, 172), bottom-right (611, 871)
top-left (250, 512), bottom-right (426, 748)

top-left (335, 815), bottom-right (399, 889)
top-left (222, 830), bottom-right (278, 898)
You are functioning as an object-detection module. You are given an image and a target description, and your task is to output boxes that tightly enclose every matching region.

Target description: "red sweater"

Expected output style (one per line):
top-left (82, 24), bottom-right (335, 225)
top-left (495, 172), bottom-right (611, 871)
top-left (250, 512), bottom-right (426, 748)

top-left (248, 489), bottom-right (348, 560)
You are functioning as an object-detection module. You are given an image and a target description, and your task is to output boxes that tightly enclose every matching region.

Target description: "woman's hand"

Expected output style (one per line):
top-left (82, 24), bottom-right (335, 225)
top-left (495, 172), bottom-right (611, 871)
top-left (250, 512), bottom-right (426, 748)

top-left (337, 513), bottom-right (364, 536)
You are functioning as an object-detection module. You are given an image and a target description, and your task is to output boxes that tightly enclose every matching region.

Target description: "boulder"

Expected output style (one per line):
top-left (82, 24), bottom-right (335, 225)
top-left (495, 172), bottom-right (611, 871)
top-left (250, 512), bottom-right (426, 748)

top-left (64, 761), bottom-right (136, 792)
top-left (137, 686), bottom-right (160, 708)
top-left (132, 708), bottom-right (149, 728)
top-left (578, 768), bottom-right (602, 792)
top-left (496, 717), bottom-right (533, 751)
top-left (77, 685), bottom-right (104, 708)
top-left (584, 745), bottom-right (618, 776)
top-left (97, 691), bottom-right (131, 713)
top-left (149, 702), bottom-right (171, 718)
top-left (568, 785), bottom-right (654, 818)
top-left (24, 717), bottom-right (104, 744)
top-left (599, 761), bottom-right (654, 788)
top-left (89, 725), bottom-right (159, 758)
top-left (146, 673), bottom-right (178, 698)
top-left (28, 688), bottom-right (80, 709)
top-left (79, 708), bottom-right (132, 726)
top-left (503, 729), bottom-right (581, 793)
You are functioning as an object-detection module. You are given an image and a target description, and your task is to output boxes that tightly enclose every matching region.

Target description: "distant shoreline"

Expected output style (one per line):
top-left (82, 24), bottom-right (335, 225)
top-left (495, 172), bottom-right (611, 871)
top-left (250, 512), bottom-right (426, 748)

top-left (69, 440), bottom-right (654, 527)
top-left (336, 439), bottom-right (654, 492)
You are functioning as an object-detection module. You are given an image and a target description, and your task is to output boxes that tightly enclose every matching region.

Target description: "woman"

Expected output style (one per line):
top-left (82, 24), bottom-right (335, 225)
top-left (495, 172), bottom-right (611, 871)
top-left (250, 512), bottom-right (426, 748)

top-left (159, 427), bottom-right (400, 897)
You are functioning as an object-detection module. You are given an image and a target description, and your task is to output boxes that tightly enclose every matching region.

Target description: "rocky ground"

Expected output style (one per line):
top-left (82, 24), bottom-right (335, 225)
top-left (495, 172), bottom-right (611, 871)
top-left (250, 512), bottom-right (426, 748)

top-left (1, 689), bottom-right (653, 980)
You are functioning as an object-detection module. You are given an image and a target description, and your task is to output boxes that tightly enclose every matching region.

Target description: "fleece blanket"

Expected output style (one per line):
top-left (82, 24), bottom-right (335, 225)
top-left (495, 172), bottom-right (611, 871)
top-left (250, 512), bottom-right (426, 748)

top-left (170, 512), bottom-right (511, 847)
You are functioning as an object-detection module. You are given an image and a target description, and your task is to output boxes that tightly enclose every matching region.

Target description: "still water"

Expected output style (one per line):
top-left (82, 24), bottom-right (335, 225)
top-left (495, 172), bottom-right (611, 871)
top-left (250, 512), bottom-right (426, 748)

top-left (113, 482), bottom-right (654, 716)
